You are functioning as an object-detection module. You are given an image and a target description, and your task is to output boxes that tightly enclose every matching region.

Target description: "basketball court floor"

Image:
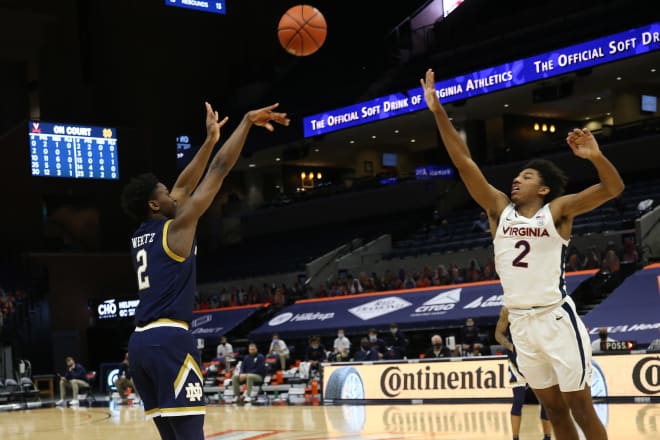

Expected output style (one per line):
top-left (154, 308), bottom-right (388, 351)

top-left (0, 402), bottom-right (658, 440)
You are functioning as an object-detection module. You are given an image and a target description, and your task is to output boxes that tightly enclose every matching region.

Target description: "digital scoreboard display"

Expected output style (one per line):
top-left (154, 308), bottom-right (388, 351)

top-left (29, 121), bottom-right (119, 180)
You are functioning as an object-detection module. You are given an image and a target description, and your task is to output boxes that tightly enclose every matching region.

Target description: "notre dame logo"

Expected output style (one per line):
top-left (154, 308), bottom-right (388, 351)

top-left (632, 356), bottom-right (660, 395)
top-left (185, 382), bottom-right (203, 402)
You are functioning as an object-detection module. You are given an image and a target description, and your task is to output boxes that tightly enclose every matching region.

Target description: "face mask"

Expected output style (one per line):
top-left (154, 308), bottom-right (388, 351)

top-left (311, 345), bottom-right (319, 349)
top-left (337, 333), bottom-right (344, 338)
top-left (369, 335), bottom-right (377, 342)
top-left (391, 328), bottom-right (397, 334)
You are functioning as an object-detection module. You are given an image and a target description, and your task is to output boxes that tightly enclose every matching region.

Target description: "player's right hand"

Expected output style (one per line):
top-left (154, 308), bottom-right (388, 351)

top-left (421, 68), bottom-right (442, 113)
top-left (205, 102), bottom-right (229, 143)
top-left (246, 103), bottom-right (290, 132)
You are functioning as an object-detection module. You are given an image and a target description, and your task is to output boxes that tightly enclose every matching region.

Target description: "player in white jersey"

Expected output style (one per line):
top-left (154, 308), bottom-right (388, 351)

top-left (421, 68), bottom-right (624, 440)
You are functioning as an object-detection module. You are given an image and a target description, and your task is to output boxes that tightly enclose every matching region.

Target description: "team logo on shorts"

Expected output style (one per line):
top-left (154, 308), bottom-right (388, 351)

top-left (185, 382), bottom-right (203, 402)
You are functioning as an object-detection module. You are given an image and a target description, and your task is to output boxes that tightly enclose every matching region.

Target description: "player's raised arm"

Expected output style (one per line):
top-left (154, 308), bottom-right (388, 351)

top-left (551, 128), bottom-right (624, 220)
top-left (494, 306), bottom-right (514, 352)
top-left (168, 103), bottom-right (289, 257)
top-left (421, 69), bottom-right (509, 221)
top-left (170, 102), bottom-right (229, 204)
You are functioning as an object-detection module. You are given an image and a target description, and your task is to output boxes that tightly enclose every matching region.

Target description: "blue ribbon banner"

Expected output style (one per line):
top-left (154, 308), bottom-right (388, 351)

top-left (164, 0), bottom-right (225, 15)
top-left (303, 22), bottom-right (660, 138)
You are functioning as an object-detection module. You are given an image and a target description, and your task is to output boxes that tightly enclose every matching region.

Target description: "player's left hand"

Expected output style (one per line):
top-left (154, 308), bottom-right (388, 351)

top-left (566, 128), bottom-right (601, 160)
top-left (420, 68), bottom-right (442, 114)
top-left (247, 103), bottom-right (290, 132)
top-left (205, 102), bottom-right (229, 142)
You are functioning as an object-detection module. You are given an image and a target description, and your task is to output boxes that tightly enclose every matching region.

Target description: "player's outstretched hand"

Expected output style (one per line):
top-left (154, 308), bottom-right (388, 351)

top-left (205, 101), bottom-right (229, 143)
top-left (566, 128), bottom-right (601, 160)
top-left (247, 103), bottom-right (290, 132)
top-left (420, 68), bottom-right (442, 114)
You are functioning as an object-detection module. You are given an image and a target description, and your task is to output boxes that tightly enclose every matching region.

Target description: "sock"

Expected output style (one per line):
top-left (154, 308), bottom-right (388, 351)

top-left (543, 435), bottom-right (551, 440)
top-left (513, 436), bottom-right (519, 440)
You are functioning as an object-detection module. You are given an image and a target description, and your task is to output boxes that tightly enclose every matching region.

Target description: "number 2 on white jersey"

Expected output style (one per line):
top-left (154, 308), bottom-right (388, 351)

top-left (136, 249), bottom-right (151, 290)
top-left (512, 240), bottom-right (530, 268)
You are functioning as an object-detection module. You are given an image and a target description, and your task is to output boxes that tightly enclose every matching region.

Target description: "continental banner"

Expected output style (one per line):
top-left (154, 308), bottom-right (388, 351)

top-left (322, 353), bottom-right (660, 402)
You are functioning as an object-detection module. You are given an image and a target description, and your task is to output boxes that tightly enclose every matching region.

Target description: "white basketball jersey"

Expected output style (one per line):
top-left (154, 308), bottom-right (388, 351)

top-left (494, 203), bottom-right (569, 309)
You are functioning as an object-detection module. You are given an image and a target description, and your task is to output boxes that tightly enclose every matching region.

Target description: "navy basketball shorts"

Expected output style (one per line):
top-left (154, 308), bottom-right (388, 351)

top-left (128, 321), bottom-right (205, 418)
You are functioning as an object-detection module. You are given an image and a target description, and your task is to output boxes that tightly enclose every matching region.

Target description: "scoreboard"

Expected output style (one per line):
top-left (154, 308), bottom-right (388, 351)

top-left (29, 121), bottom-right (119, 180)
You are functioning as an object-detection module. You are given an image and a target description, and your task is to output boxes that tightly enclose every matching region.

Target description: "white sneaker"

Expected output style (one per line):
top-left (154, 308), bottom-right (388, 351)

top-left (230, 396), bottom-right (238, 403)
top-left (243, 396), bottom-right (252, 403)
top-left (55, 399), bottom-right (64, 406)
top-left (69, 400), bottom-right (80, 406)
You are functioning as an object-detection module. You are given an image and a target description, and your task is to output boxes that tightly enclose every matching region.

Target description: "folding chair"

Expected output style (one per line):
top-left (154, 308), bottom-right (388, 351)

top-left (19, 377), bottom-right (42, 408)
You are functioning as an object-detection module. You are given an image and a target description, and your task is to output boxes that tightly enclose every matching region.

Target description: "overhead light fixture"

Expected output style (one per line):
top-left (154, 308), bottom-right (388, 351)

top-left (549, 124), bottom-right (556, 133)
top-left (394, 129), bottom-right (399, 134)
top-left (410, 139), bottom-right (416, 143)
top-left (541, 123), bottom-right (548, 132)
top-left (606, 112), bottom-right (611, 116)
top-left (596, 96), bottom-right (602, 101)
top-left (533, 123), bottom-right (540, 131)
top-left (371, 135), bottom-right (377, 139)
top-left (616, 76), bottom-right (622, 81)
top-left (349, 140), bottom-right (355, 144)
top-left (316, 172), bottom-right (322, 179)
top-left (301, 172), bottom-right (306, 179)
top-left (504, 104), bottom-right (509, 108)
top-left (275, 157), bottom-right (281, 162)
top-left (651, 68), bottom-right (657, 73)
top-left (585, 117), bottom-right (591, 120)
top-left (248, 163), bottom-right (256, 168)
top-left (314, 148), bottom-right (320, 152)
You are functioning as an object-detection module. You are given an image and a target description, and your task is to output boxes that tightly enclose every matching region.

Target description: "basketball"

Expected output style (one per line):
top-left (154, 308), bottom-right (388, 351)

top-left (278, 5), bottom-right (327, 57)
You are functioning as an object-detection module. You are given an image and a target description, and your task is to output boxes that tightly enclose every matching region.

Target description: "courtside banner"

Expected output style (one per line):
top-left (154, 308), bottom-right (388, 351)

top-left (191, 303), bottom-right (267, 338)
top-left (583, 264), bottom-right (660, 345)
top-left (249, 271), bottom-right (595, 340)
top-left (304, 21), bottom-right (660, 137)
top-left (322, 353), bottom-right (660, 403)
top-left (322, 357), bottom-right (511, 402)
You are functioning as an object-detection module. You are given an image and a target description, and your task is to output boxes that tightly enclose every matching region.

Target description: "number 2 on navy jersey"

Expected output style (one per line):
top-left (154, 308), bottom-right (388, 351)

top-left (136, 249), bottom-right (151, 290)
top-left (512, 240), bottom-right (530, 268)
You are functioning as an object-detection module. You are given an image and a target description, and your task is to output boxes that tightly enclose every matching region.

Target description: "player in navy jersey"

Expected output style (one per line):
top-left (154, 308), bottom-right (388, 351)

top-left (121, 101), bottom-right (289, 440)
top-left (422, 68), bottom-right (623, 440)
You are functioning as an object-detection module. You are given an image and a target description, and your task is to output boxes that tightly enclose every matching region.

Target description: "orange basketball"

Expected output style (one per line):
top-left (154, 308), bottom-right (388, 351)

top-left (278, 5), bottom-right (327, 57)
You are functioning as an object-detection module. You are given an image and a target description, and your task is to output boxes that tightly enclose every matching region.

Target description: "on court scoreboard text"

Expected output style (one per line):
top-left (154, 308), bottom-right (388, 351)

top-left (29, 121), bottom-right (119, 180)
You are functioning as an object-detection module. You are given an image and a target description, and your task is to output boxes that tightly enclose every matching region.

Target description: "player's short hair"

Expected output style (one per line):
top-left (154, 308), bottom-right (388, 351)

top-left (121, 173), bottom-right (160, 221)
top-left (523, 159), bottom-right (569, 202)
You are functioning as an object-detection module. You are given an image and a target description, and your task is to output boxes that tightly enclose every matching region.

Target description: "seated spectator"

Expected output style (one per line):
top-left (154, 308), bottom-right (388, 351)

top-left (268, 333), bottom-right (290, 370)
top-left (621, 238), bottom-right (639, 265)
top-left (465, 258), bottom-right (482, 283)
top-left (449, 265), bottom-right (464, 284)
top-left (482, 260), bottom-right (497, 280)
top-left (305, 335), bottom-right (327, 376)
top-left (435, 218), bottom-right (453, 239)
top-left (216, 335), bottom-right (234, 370)
top-left (583, 247), bottom-right (601, 269)
top-left (354, 337), bottom-right (379, 361)
top-left (591, 328), bottom-right (618, 354)
top-left (114, 352), bottom-right (136, 399)
top-left (367, 328), bottom-right (386, 358)
top-left (384, 323), bottom-right (408, 359)
top-left (332, 328), bottom-right (351, 361)
top-left (461, 318), bottom-right (480, 354)
top-left (425, 335), bottom-right (452, 358)
top-left (232, 343), bottom-right (266, 403)
top-left (566, 252), bottom-right (581, 272)
top-left (433, 264), bottom-right (450, 285)
top-left (471, 211), bottom-right (490, 234)
top-left (647, 329), bottom-right (660, 352)
top-left (56, 356), bottom-right (89, 406)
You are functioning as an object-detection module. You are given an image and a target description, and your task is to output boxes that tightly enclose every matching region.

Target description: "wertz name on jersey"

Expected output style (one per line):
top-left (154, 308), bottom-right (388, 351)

top-left (131, 233), bottom-right (155, 248)
top-left (502, 226), bottom-right (549, 237)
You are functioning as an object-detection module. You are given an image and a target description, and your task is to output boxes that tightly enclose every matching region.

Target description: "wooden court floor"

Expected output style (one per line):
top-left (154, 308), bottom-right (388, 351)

top-left (0, 402), bottom-right (658, 440)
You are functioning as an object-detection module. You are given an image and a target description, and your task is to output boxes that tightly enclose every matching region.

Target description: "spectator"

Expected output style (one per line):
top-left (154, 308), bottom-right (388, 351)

top-left (602, 249), bottom-right (620, 274)
top-left (449, 265), bottom-right (464, 284)
top-left (433, 264), bottom-right (450, 285)
top-left (268, 333), bottom-right (290, 370)
top-left (56, 356), bottom-right (89, 406)
top-left (216, 335), bottom-right (234, 370)
top-left (461, 318), bottom-right (480, 354)
top-left (305, 335), bottom-right (327, 376)
top-left (114, 352), bottom-right (136, 399)
top-left (367, 328), bottom-right (386, 358)
top-left (465, 258), bottom-right (482, 282)
top-left (566, 253), bottom-right (581, 272)
top-left (482, 260), bottom-right (497, 280)
top-left (425, 334), bottom-right (452, 358)
top-left (583, 246), bottom-right (601, 269)
top-left (354, 337), bottom-right (379, 361)
top-left (332, 328), bottom-right (351, 361)
top-left (384, 323), bottom-right (408, 359)
top-left (621, 238), bottom-right (639, 264)
top-left (232, 343), bottom-right (266, 403)
top-left (591, 328), bottom-right (617, 354)
top-left (471, 211), bottom-right (490, 234)
top-left (647, 329), bottom-right (660, 352)
top-left (435, 218), bottom-right (453, 239)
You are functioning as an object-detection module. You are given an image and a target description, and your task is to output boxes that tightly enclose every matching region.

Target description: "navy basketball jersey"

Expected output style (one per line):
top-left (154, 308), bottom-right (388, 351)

top-left (130, 218), bottom-right (196, 324)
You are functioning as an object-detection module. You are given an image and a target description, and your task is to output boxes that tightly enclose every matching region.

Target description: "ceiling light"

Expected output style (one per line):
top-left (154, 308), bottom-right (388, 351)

top-left (410, 139), bottom-right (416, 143)
top-left (616, 76), bottom-right (622, 80)
top-left (371, 135), bottom-right (377, 139)
top-left (651, 68), bottom-right (657, 73)
top-left (349, 140), bottom-right (355, 144)
top-left (394, 129), bottom-right (399, 134)
top-left (503, 104), bottom-right (509, 108)
top-left (596, 96), bottom-right (602, 101)
top-left (606, 112), bottom-right (611, 116)
top-left (585, 117), bottom-right (590, 120)
top-left (275, 157), bottom-right (281, 162)
top-left (248, 163), bottom-right (256, 168)
top-left (533, 123), bottom-right (540, 131)
top-left (314, 148), bottom-right (320, 152)
top-left (549, 124), bottom-right (556, 133)
top-left (541, 123), bottom-right (548, 132)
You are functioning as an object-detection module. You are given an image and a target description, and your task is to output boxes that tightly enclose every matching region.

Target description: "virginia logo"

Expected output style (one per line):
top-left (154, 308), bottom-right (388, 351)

top-left (348, 297), bottom-right (412, 321)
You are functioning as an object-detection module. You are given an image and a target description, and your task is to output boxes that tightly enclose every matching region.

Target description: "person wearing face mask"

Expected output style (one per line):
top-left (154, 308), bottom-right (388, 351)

top-left (367, 328), bottom-right (386, 359)
top-left (384, 323), bottom-right (408, 359)
top-left (305, 335), bottom-right (327, 376)
top-left (332, 328), bottom-right (351, 361)
top-left (425, 334), bottom-right (452, 358)
top-left (354, 337), bottom-right (379, 361)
